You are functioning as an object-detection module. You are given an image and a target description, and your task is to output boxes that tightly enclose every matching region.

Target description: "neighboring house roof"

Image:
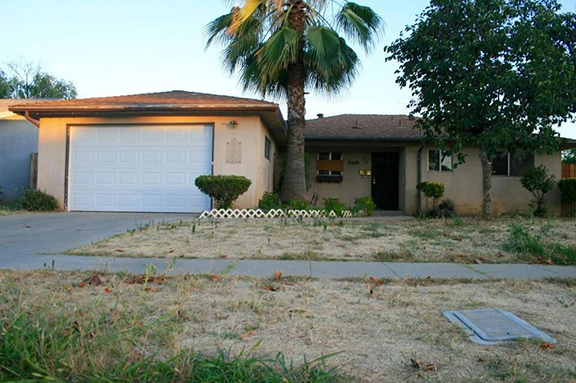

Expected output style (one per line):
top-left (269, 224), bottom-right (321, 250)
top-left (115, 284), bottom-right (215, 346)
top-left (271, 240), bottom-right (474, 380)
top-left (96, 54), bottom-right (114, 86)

top-left (305, 114), bottom-right (422, 141)
top-left (9, 90), bottom-right (286, 141)
top-left (0, 99), bottom-right (40, 121)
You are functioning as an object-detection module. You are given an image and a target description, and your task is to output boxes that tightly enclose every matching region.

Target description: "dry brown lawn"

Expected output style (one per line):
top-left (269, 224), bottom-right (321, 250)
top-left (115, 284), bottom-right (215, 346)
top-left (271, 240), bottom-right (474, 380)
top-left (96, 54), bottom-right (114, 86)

top-left (67, 217), bottom-right (576, 264)
top-left (1, 269), bottom-right (575, 382)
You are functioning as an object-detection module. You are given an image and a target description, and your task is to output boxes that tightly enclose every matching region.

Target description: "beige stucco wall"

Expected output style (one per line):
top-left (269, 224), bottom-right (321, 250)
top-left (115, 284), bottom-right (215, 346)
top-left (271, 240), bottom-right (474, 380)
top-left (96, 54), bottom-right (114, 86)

top-left (306, 143), bottom-right (407, 209)
top-left (37, 115), bottom-right (276, 211)
top-left (417, 146), bottom-right (562, 216)
top-left (306, 143), bottom-right (563, 216)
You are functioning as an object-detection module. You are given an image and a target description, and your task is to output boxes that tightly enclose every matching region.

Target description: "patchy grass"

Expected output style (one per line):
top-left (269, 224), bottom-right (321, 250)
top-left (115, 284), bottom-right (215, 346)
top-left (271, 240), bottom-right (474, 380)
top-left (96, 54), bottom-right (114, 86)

top-left (67, 217), bottom-right (576, 264)
top-left (0, 269), bottom-right (575, 382)
top-left (0, 203), bottom-right (28, 217)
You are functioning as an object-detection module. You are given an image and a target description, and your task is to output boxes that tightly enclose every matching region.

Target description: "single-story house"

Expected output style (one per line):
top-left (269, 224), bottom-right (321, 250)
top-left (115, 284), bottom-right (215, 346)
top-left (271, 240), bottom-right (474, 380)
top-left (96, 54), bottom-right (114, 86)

top-left (9, 91), bottom-right (283, 212)
top-left (9, 91), bottom-right (576, 215)
top-left (305, 114), bottom-right (576, 215)
top-left (0, 99), bottom-right (39, 203)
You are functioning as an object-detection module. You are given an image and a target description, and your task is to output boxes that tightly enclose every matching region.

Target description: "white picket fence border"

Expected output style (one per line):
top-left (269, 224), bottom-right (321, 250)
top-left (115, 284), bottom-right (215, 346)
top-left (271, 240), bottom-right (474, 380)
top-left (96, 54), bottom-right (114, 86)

top-left (198, 208), bottom-right (364, 219)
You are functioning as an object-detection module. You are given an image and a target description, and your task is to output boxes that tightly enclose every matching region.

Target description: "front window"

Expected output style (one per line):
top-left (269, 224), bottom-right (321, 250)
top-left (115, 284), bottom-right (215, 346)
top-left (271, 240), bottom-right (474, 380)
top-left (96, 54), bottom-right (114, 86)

top-left (428, 149), bottom-right (453, 172)
top-left (492, 151), bottom-right (534, 176)
top-left (264, 136), bottom-right (271, 160)
top-left (317, 152), bottom-right (342, 176)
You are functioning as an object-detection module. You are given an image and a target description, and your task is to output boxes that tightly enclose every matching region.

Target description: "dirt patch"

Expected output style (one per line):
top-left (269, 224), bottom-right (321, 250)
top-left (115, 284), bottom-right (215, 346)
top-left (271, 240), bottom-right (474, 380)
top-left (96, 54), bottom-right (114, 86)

top-left (1, 269), bottom-right (575, 382)
top-left (67, 217), bottom-right (576, 264)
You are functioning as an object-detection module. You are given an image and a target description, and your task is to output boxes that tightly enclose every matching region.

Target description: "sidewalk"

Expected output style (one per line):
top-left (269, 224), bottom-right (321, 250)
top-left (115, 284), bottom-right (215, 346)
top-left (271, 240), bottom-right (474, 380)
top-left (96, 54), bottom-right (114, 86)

top-left (2, 254), bottom-right (576, 279)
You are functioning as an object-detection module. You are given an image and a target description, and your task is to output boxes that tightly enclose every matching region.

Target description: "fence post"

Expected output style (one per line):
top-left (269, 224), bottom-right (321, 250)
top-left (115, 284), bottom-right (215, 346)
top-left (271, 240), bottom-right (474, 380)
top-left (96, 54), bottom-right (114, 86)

top-left (29, 153), bottom-right (38, 189)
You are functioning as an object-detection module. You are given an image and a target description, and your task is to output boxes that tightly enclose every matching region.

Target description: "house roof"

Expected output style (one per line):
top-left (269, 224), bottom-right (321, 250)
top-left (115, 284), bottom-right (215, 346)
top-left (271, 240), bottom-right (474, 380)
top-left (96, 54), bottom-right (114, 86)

top-left (305, 114), bottom-right (422, 142)
top-left (8, 90), bottom-right (278, 113)
top-left (8, 91), bottom-right (286, 140)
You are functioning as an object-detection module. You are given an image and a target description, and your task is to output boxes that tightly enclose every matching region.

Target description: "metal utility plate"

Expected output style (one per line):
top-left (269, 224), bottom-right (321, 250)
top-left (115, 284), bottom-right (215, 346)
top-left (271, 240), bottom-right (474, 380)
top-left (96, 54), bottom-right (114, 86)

top-left (443, 308), bottom-right (556, 345)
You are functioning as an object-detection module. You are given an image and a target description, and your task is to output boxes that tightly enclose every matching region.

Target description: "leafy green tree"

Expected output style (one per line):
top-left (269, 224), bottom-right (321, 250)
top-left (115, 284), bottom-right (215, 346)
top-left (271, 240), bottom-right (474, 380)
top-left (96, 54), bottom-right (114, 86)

top-left (2, 60), bottom-right (77, 99)
top-left (386, 0), bottom-right (576, 218)
top-left (0, 70), bottom-right (10, 98)
top-left (564, 148), bottom-right (576, 164)
top-left (206, 0), bottom-right (383, 202)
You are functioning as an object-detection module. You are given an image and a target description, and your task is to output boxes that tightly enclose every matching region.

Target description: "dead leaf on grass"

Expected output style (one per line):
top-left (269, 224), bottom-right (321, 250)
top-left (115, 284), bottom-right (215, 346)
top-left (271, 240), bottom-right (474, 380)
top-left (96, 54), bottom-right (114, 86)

top-left (144, 287), bottom-right (161, 292)
top-left (81, 274), bottom-right (103, 286)
top-left (115, 249), bottom-right (125, 253)
top-left (241, 329), bottom-right (256, 339)
top-left (535, 257), bottom-right (554, 266)
top-left (262, 285), bottom-right (278, 292)
top-left (177, 310), bottom-right (190, 321)
top-left (273, 271), bottom-right (283, 281)
top-left (474, 257), bottom-right (489, 265)
top-left (540, 343), bottom-right (556, 350)
top-left (210, 275), bottom-right (221, 282)
top-left (63, 284), bottom-right (74, 293)
top-left (369, 276), bottom-right (384, 286)
top-left (411, 359), bottom-right (437, 372)
top-left (105, 287), bottom-right (113, 294)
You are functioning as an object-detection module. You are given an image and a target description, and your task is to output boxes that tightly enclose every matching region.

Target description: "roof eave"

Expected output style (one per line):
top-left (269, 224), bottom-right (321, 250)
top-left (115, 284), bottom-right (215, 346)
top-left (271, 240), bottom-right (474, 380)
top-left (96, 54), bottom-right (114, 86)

top-left (304, 136), bottom-right (423, 142)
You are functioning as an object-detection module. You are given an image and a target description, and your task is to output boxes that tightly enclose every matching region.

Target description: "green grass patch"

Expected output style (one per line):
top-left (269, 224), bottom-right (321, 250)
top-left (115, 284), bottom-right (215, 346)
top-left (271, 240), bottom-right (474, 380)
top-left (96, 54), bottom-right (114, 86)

top-left (0, 303), bottom-right (344, 382)
top-left (505, 220), bottom-right (576, 265)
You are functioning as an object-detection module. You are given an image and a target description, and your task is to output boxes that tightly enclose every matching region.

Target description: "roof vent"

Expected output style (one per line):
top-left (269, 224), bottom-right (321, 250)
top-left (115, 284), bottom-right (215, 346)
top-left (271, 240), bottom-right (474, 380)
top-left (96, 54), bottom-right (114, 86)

top-left (317, 113), bottom-right (324, 118)
top-left (351, 120), bottom-right (361, 129)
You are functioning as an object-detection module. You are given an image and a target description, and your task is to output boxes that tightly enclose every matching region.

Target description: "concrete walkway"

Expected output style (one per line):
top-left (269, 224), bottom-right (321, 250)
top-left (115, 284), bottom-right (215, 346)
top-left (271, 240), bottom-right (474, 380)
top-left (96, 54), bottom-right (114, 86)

top-left (2, 255), bottom-right (576, 279)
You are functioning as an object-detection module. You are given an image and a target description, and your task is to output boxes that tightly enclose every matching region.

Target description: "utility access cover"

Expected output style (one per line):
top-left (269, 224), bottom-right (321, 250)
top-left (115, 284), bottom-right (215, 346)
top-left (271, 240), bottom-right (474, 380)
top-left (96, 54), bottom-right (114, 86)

top-left (444, 309), bottom-right (556, 345)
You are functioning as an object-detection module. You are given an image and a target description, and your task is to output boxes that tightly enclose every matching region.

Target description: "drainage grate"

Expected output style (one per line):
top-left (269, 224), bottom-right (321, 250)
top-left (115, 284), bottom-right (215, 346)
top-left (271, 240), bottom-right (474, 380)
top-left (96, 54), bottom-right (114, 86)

top-left (443, 309), bottom-right (556, 345)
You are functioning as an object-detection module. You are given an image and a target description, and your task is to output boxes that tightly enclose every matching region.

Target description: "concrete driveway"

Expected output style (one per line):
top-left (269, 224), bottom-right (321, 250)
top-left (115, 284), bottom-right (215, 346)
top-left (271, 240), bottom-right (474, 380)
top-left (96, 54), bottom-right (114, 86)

top-left (0, 212), bottom-right (194, 263)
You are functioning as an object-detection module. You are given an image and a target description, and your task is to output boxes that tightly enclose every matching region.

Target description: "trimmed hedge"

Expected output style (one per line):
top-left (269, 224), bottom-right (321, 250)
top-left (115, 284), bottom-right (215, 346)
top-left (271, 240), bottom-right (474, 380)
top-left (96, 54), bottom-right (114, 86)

top-left (195, 175), bottom-right (252, 209)
top-left (417, 181), bottom-right (445, 200)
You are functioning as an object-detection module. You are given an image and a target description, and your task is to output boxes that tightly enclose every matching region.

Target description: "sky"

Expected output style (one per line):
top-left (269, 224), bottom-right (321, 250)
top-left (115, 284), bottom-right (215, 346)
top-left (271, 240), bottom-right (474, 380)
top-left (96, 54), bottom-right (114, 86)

top-left (2, 0), bottom-right (575, 139)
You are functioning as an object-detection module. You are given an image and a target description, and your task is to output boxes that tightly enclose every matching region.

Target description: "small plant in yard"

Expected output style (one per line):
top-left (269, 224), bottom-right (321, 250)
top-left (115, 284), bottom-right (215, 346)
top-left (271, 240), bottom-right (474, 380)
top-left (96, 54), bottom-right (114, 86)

top-left (520, 165), bottom-right (555, 217)
top-left (258, 192), bottom-right (282, 211)
top-left (353, 196), bottom-right (376, 216)
top-left (417, 182), bottom-right (445, 216)
top-left (195, 175), bottom-right (252, 209)
top-left (506, 219), bottom-right (576, 265)
top-left (323, 198), bottom-right (348, 217)
top-left (559, 178), bottom-right (576, 217)
top-left (434, 199), bottom-right (457, 218)
top-left (19, 189), bottom-right (59, 211)
top-left (287, 198), bottom-right (311, 211)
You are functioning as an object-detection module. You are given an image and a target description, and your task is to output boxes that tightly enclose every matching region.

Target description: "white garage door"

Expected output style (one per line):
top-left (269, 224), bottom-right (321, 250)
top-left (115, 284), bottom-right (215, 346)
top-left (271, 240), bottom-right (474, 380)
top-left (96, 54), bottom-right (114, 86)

top-left (68, 124), bottom-right (213, 213)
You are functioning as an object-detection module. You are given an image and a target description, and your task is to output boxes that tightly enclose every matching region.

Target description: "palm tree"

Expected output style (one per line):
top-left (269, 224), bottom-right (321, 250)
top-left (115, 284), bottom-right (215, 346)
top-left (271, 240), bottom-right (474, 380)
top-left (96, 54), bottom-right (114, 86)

top-left (206, 0), bottom-right (383, 202)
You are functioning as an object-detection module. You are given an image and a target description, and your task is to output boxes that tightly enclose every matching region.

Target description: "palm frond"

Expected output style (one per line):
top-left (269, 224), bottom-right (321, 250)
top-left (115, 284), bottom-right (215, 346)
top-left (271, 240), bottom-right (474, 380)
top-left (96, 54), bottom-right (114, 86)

top-left (336, 1), bottom-right (383, 51)
top-left (256, 27), bottom-right (299, 77)
top-left (230, 0), bottom-right (266, 33)
top-left (205, 10), bottom-right (235, 48)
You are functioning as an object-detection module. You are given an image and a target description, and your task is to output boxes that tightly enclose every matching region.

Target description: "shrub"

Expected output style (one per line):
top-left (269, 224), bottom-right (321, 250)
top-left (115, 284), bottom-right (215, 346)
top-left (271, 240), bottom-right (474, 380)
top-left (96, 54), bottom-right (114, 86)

top-left (195, 175), bottom-right (251, 209)
top-left (354, 196), bottom-right (376, 216)
top-left (258, 192), bottom-right (282, 211)
top-left (286, 198), bottom-right (311, 211)
top-left (417, 181), bottom-right (445, 215)
top-left (520, 165), bottom-right (555, 217)
top-left (20, 189), bottom-right (59, 211)
top-left (434, 199), bottom-right (457, 218)
top-left (323, 198), bottom-right (348, 217)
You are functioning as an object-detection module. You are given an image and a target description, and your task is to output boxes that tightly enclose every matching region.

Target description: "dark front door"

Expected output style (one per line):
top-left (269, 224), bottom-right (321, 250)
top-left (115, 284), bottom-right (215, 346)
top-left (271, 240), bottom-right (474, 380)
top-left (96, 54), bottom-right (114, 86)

top-left (371, 153), bottom-right (399, 210)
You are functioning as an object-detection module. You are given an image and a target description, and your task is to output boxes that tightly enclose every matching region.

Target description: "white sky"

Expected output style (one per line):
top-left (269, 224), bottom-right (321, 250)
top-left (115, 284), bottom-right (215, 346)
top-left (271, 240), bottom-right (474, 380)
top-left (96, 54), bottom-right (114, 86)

top-left (2, 0), bottom-right (575, 139)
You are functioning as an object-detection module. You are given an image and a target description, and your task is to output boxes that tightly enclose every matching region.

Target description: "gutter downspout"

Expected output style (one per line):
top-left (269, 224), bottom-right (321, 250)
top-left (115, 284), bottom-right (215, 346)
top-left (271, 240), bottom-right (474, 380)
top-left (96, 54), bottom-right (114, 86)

top-left (24, 111), bottom-right (40, 128)
top-left (416, 144), bottom-right (424, 215)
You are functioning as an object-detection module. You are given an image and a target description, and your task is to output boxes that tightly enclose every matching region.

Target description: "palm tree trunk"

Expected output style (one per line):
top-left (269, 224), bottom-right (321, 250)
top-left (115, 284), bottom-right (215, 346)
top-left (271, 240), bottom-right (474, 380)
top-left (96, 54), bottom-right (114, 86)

top-left (479, 150), bottom-right (492, 219)
top-left (281, 1), bottom-right (308, 202)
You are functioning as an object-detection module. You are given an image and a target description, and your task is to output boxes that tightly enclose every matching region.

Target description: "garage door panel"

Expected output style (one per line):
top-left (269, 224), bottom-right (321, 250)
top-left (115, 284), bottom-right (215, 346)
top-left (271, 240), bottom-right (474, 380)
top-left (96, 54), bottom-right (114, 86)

top-left (69, 124), bottom-right (213, 213)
